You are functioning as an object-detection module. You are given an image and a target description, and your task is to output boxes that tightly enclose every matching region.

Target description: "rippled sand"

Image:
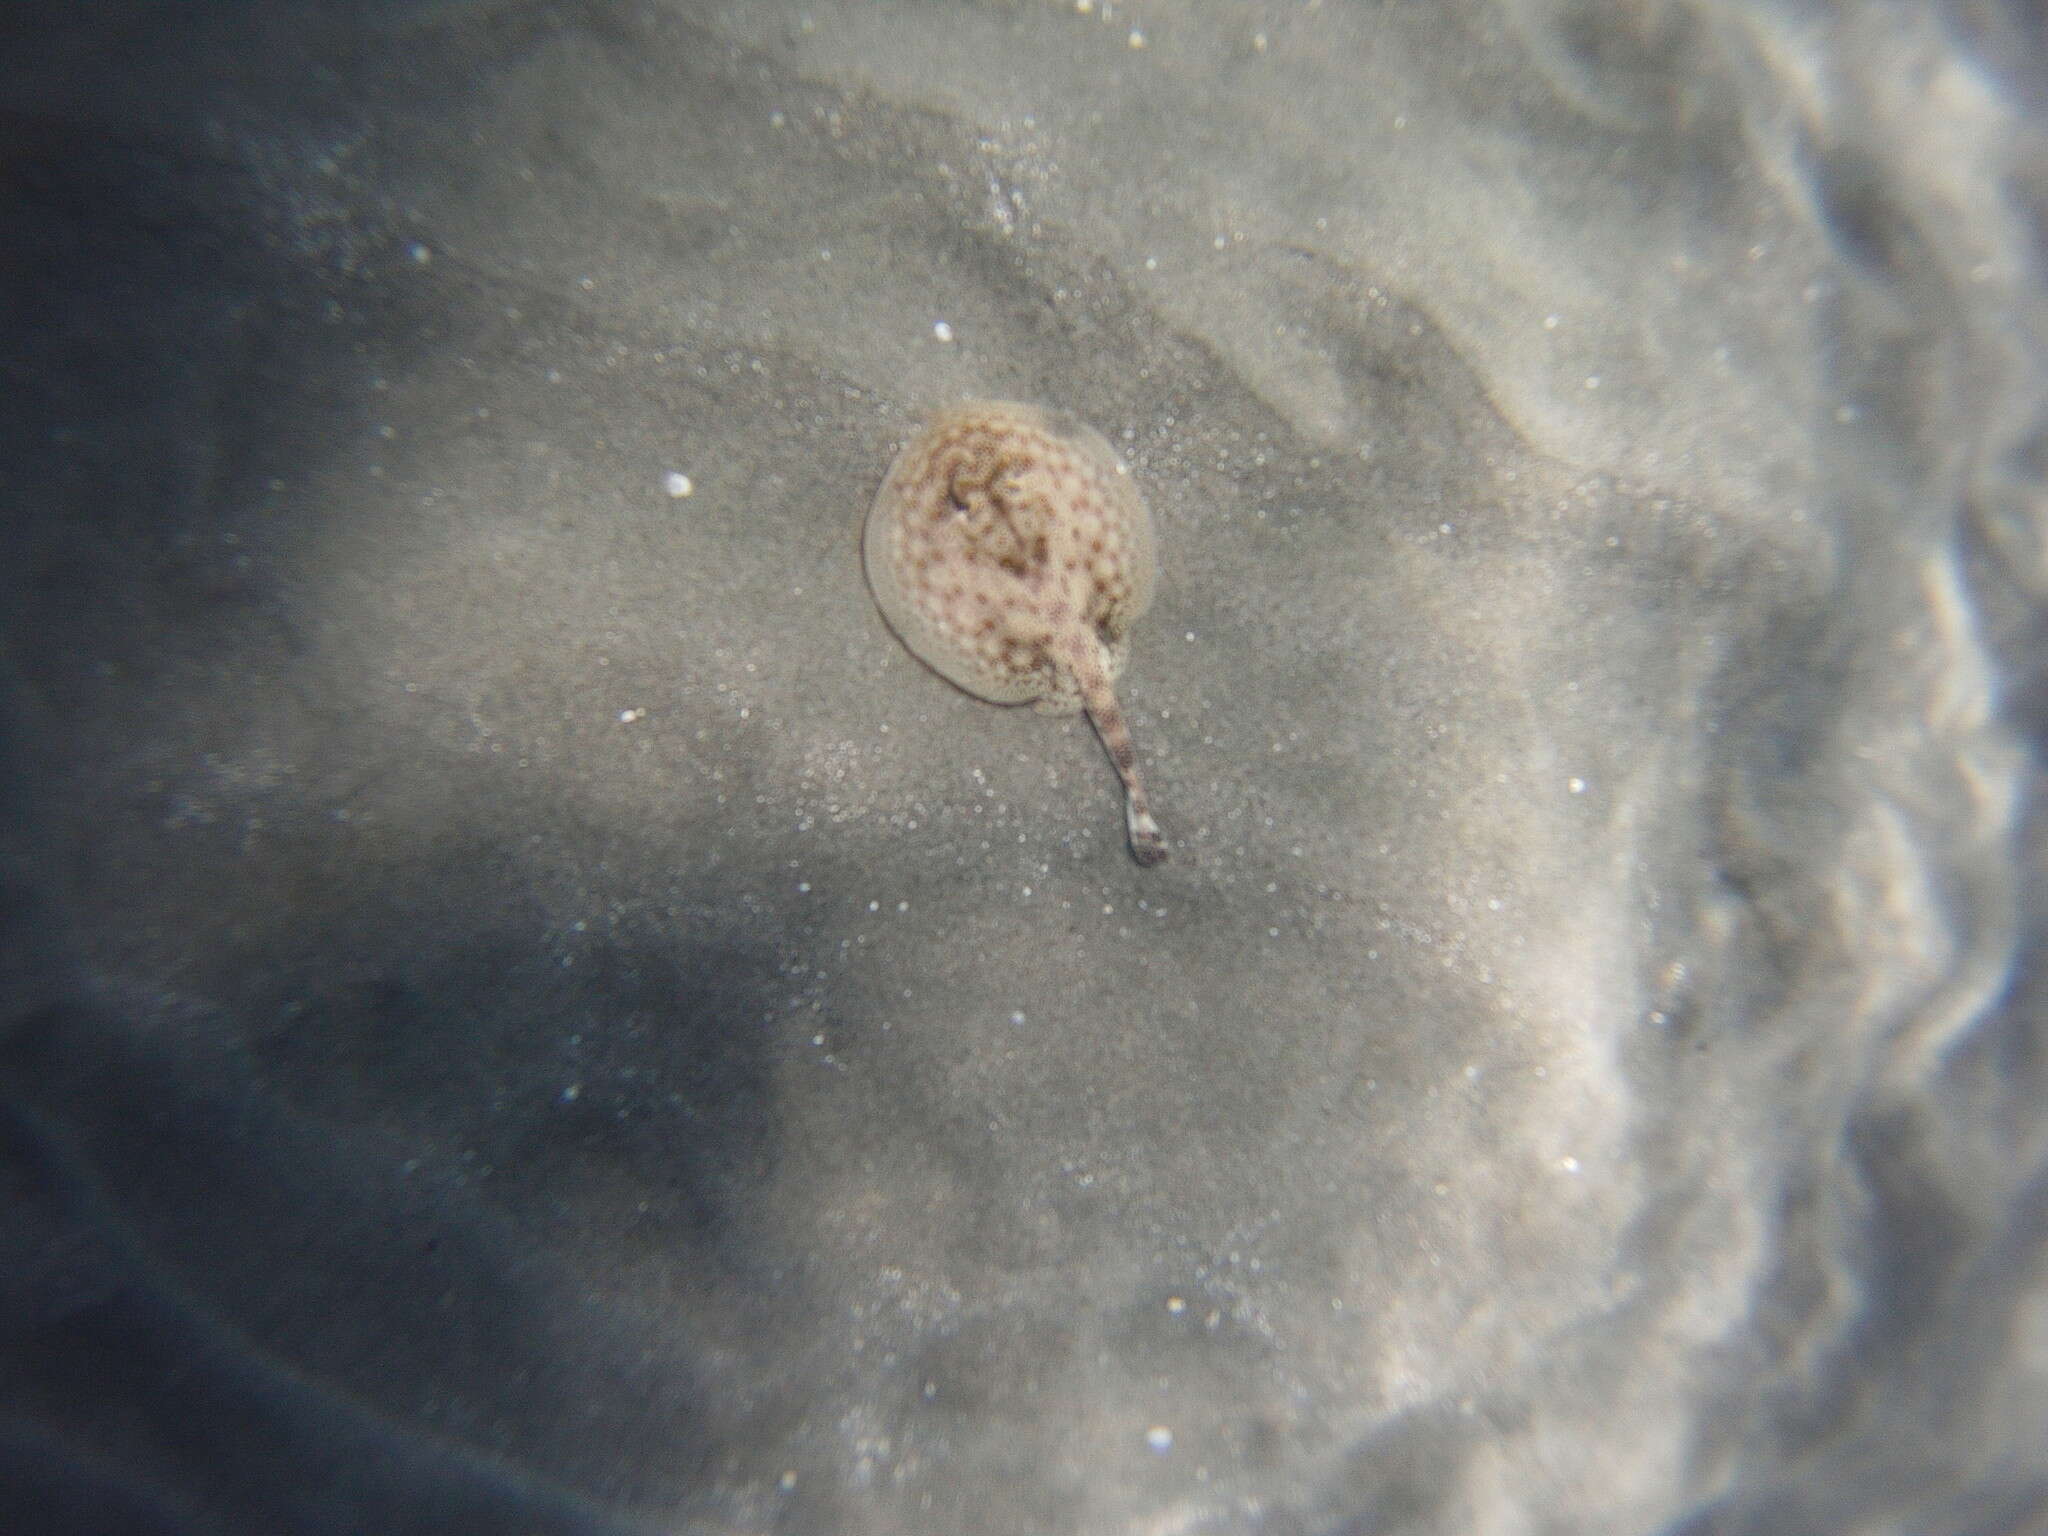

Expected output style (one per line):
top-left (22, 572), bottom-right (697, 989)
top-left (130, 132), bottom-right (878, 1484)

top-left (1, 3), bottom-right (2041, 1533)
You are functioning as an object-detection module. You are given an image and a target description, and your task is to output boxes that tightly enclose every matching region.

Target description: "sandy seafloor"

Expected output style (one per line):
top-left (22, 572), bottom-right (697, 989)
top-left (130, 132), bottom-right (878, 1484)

top-left (2, 1), bottom-right (2045, 1532)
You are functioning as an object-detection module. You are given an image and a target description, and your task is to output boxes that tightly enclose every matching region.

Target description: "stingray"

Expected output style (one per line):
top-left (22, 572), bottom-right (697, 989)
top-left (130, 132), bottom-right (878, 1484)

top-left (864, 400), bottom-right (1168, 866)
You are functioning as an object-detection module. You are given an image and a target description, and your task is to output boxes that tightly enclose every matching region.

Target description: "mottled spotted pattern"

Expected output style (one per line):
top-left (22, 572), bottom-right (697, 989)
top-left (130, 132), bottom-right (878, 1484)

top-left (864, 400), bottom-right (1168, 865)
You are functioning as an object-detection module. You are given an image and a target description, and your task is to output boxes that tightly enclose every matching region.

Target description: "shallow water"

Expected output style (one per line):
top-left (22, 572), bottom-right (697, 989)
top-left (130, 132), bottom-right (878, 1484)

top-left (2, 2), bottom-right (2043, 1532)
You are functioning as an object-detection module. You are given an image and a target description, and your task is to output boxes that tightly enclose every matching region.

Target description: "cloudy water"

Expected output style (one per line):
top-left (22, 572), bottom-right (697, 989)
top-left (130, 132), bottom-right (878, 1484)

top-left (1, 2), bottom-right (2042, 1532)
